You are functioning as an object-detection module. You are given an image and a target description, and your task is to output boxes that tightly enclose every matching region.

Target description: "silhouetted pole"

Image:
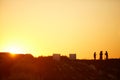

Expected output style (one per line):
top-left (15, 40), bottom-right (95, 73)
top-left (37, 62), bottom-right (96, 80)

top-left (99, 51), bottom-right (103, 60)
top-left (105, 51), bottom-right (108, 60)
top-left (94, 52), bottom-right (96, 60)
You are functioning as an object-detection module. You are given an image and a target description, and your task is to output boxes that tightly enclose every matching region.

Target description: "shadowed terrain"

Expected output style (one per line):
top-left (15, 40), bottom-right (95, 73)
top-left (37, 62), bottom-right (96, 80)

top-left (0, 52), bottom-right (120, 80)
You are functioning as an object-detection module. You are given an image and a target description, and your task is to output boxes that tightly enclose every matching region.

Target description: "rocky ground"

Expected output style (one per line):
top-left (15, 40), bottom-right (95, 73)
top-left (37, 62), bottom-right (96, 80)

top-left (0, 53), bottom-right (120, 80)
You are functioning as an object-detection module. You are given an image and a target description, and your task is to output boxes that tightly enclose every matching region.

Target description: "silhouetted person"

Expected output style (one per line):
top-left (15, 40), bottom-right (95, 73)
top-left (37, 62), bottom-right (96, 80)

top-left (94, 52), bottom-right (96, 60)
top-left (105, 51), bottom-right (108, 60)
top-left (99, 51), bottom-right (103, 60)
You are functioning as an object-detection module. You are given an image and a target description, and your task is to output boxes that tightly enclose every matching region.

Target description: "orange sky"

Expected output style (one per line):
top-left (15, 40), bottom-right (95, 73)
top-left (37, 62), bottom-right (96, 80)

top-left (0, 0), bottom-right (120, 59)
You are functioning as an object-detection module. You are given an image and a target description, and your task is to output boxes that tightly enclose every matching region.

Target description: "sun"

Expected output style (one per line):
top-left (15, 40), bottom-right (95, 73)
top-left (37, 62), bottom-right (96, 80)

top-left (3, 45), bottom-right (26, 54)
top-left (8, 47), bottom-right (24, 54)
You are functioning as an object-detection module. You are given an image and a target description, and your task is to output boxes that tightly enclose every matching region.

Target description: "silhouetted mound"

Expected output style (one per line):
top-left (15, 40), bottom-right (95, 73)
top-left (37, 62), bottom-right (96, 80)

top-left (0, 53), bottom-right (120, 80)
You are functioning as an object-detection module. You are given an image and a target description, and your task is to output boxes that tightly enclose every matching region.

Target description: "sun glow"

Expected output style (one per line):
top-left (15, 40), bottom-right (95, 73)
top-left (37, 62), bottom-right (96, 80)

top-left (0, 0), bottom-right (120, 59)
top-left (3, 45), bottom-right (26, 54)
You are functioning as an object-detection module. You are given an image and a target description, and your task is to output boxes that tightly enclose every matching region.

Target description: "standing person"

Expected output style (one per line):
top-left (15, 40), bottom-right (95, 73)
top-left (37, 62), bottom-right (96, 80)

top-left (105, 51), bottom-right (108, 60)
top-left (100, 51), bottom-right (103, 60)
top-left (94, 52), bottom-right (96, 60)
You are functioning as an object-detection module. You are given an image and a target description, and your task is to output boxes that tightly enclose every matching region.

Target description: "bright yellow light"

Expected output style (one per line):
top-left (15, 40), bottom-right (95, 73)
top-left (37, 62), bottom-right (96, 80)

top-left (10, 53), bottom-right (16, 58)
top-left (8, 47), bottom-right (23, 53)
top-left (3, 45), bottom-right (26, 54)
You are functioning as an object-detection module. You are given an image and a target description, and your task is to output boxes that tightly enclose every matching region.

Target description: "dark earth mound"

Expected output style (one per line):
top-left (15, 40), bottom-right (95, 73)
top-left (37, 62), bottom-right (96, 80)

top-left (0, 53), bottom-right (120, 80)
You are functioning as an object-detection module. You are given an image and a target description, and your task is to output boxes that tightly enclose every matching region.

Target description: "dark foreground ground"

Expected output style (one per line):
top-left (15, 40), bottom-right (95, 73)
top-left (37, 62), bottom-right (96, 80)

top-left (0, 52), bottom-right (120, 80)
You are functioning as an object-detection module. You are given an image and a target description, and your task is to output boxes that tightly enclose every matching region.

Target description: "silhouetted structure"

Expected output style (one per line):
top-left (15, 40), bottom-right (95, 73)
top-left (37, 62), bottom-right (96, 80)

top-left (0, 52), bottom-right (12, 61)
top-left (53, 54), bottom-right (61, 61)
top-left (94, 52), bottom-right (96, 60)
top-left (100, 51), bottom-right (103, 60)
top-left (69, 54), bottom-right (76, 60)
top-left (105, 51), bottom-right (108, 60)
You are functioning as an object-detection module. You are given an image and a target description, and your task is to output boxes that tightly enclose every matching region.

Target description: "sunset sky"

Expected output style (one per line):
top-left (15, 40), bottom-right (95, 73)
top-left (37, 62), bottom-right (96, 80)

top-left (0, 0), bottom-right (120, 59)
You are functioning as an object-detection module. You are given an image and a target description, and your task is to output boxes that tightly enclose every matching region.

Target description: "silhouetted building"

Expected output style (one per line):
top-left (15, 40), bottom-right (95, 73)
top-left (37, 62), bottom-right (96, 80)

top-left (69, 54), bottom-right (76, 60)
top-left (105, 51), bottom-right (108, 60)
top-left (99, 51), bottom-right (103, 60)
top-left (0, 52), bottom-right (11, 58)
top-left (53, 54), bottom-right (60, 61)
top-left (94, 52), bottom-right (96, 60)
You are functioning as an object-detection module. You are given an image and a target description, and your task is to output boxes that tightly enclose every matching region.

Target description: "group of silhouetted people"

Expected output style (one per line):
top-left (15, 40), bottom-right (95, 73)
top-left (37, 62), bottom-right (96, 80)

top-left (94, 51), bottom-right (108, 60)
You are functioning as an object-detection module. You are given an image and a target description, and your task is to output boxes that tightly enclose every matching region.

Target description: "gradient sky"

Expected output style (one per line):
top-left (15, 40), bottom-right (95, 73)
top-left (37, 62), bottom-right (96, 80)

top-left (0, 0), bottom-right (120, 59)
